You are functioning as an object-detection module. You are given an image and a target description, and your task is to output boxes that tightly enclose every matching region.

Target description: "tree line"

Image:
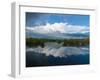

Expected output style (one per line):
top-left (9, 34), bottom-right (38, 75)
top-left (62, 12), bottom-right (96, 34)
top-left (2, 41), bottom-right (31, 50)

top-left (26, 38), bottom-right (89, 47)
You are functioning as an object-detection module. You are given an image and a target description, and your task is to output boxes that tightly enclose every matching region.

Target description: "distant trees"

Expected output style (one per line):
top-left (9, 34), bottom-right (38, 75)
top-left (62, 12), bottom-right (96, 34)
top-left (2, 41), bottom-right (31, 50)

top-left (26, 38), bottom-right (89, 47)
top-left (63, 38), bottom-right (89, 46)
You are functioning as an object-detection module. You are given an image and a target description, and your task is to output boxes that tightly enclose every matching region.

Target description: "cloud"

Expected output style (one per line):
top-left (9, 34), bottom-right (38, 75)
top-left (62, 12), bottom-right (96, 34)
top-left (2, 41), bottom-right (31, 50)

top-left (26, 22), bottom-right (89, 39)
top-left (26, 22), bottom-right (89, 34)
top-left (26, 46), bottom-right (89, 58)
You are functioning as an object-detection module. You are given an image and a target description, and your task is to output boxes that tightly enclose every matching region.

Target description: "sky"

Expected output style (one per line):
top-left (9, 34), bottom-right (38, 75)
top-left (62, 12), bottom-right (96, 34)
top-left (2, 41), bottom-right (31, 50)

top-left (26, 12), bottom-right (90, 39)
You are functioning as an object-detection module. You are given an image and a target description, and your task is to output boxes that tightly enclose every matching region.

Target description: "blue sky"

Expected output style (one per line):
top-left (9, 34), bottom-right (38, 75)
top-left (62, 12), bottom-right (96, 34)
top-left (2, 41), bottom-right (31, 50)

top-left (26, 12), bottom-right (89, 27)
top-left (26, 12), bottom-right (89, 39)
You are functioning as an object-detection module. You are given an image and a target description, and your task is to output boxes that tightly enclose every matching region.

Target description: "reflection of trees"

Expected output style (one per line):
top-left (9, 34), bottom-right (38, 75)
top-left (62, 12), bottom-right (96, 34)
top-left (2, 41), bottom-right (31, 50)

top-left (26, 38), bottom-right (89, 47)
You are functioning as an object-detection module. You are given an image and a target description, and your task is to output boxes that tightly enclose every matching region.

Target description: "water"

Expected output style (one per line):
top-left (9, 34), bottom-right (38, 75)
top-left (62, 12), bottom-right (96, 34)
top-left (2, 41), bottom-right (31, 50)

top-left (26, 46), bottom-right (89, 67)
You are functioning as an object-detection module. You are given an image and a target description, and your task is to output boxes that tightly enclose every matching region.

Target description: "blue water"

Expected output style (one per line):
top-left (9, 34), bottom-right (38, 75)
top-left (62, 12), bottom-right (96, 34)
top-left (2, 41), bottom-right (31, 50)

top-left (26, 46), bottom-right (89, 67)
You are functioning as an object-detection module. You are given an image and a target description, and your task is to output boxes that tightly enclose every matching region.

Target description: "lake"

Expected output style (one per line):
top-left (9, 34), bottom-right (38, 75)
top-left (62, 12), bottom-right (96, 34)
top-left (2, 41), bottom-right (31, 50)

top-left (26, 45), bottom-right (89, 67)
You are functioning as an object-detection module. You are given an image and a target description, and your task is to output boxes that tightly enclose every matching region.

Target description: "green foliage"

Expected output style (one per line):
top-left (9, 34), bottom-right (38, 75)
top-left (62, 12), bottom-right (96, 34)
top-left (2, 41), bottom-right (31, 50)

top-left (26, 38), bottom-right (89, 47)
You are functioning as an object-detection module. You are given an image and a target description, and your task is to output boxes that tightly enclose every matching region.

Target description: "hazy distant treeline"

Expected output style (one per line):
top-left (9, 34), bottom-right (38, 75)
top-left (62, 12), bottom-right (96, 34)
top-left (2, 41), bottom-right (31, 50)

top-left (26, 38), bottom-right (89, 47)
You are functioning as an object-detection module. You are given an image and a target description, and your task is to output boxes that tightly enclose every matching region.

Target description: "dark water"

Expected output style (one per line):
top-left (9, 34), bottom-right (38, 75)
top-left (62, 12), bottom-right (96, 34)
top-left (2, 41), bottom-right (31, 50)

top-left (26, 47), bottom-right (89, 67)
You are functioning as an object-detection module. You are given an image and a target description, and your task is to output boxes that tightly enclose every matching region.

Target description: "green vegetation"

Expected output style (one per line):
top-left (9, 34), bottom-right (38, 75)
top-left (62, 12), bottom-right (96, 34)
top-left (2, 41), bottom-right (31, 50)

top-left (26, 38), bottom-right (89, 47)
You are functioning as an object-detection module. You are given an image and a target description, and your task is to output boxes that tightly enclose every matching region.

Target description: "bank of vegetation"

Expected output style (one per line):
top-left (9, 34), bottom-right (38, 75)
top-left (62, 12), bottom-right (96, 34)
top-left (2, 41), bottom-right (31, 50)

top-left (26, 38), bottom-right (89, 47)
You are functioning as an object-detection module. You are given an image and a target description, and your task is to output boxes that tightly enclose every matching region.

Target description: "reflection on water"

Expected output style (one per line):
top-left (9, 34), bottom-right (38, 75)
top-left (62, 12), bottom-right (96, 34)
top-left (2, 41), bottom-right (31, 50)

top-left (26, 42), bottom-right (89, 67)
top-left (26, 42), bottom-right (89, 57)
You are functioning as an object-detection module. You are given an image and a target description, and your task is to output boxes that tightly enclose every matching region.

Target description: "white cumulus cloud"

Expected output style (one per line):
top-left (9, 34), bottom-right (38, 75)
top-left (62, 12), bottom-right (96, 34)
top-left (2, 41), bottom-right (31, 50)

top-left (26, 22), bottom-right (89, 34)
